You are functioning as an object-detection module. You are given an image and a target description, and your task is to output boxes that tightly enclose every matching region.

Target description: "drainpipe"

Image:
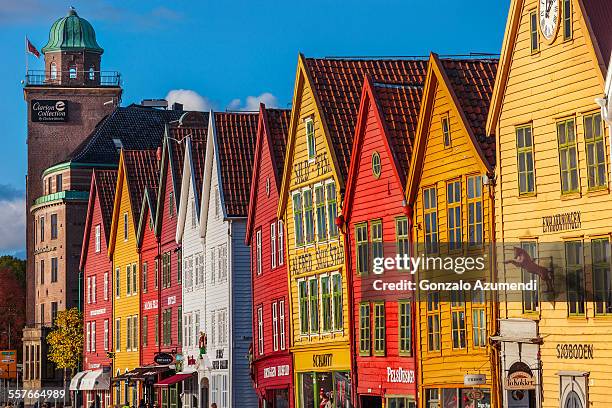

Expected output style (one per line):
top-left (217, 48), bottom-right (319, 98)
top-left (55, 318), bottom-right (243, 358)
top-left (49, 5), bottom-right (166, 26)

top-left (340, 214), bottom-right (357, 408)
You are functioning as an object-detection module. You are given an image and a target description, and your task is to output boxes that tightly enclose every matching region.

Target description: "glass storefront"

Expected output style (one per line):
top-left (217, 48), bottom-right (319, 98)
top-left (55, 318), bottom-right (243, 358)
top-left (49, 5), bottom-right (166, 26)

top-left (386, 396), bottom-right (416, 408)
top-left (425, 388), bottom-right (491, 408)
top-left (263, 388), bottom-right (290, 408)
top-left (298, 372), bottom-right (352, 408)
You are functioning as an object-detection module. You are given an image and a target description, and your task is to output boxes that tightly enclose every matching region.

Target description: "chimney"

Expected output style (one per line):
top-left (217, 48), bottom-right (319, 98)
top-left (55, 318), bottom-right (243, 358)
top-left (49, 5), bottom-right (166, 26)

top-left (172, 102), bottom-right (184, 111)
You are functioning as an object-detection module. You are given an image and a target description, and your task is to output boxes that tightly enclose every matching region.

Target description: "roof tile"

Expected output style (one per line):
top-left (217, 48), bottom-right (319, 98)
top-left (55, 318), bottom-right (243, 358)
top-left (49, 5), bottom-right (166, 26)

top-left (582, 0), bottom-right (612, 69)
top-left (122, 149), bottom-right (160, 226)
top-left (94, 169), bottom-right (118, 238)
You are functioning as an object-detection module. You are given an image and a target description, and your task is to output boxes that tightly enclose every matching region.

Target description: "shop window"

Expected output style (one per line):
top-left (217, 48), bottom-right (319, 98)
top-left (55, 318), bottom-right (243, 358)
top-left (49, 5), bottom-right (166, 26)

top-left (563, 0), bottom-right (572, 41)
top-left (565, 240), bottom-right (585, 315)
top-left (293, 192), bottom-right (304, 246)
top-left (467, 175), bottom-right (483, 246)
top-left (584, 113), bottom-right (606, 189)
top-left (447, 180), bottom-right (462, 251)
top-left (442, 114), bottom-right (451, 147)
top-left (315, 184), bottom-right (327, 241)
top-left (326, 181), bottom-right (339, 238)
top-left (426, 292), bottom-right (441, 351)
top-left (557, 118), bottom-right (579, 194)
top-left (425, 389), bottom-right (439, 408)
top-left (305, 118), bottom-right (316, 160)
top-left (450, 291), bottom-right (466, 349)
top-left (308, 278), bottom-right (319, 333)
top-left (373, 302), bottom-right (386, 355)
top-left (359, 302), bottom-right (371, 355)
top-left (592, 238), bottom-right (612, 315)
top-left (399, 300), bottom-right (412, 356)
top-left (472, 290), bottom-right (487, 348)
top-left (332, 274), bottom-right (343, 330)
top-left (321, 275), bottom-right (332, 332)
top-left (355, 223), bottom-right (369, 275)
top-left (530, 10), bottom-right (539, 53)
top-left (516, 125), bottom-right (535, 195)
top-left (521, 241), bottom-right (539, 313)
top-left (423, 187), bottom-right (438, 254)
top-left (371, 219), bottom-right (383, 262)
top-left (387, 397), bottom-right (416, 408)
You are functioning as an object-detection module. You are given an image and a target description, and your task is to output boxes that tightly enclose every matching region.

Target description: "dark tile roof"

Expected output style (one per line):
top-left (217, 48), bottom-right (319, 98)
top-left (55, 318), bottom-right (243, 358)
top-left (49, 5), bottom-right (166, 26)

top-left (303, 58), bottom-right (428, 180)
top-left (439, 58), bottom-right (498, 167)
top-left (263, 108), bottom-right (290, 180)
top-left (214, 112), bottom-right (258, 217)
top-left (66, 104), bottom-right (185, 165)
top-left (371, 82), bottom-right (423, 183)
top-left (583, 0), bottom-right (612, 69)
top-left (122, 150), bottom-right (160, 228)
top-left (94, 169), bottom-right (118, 239)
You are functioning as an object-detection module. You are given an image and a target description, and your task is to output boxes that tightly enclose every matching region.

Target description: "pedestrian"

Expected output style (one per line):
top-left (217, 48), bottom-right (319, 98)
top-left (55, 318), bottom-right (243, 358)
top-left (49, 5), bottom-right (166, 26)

top-left (210, 404), bottom-right (217, 408)
top-left (138, 400), bottom-right (145, 408)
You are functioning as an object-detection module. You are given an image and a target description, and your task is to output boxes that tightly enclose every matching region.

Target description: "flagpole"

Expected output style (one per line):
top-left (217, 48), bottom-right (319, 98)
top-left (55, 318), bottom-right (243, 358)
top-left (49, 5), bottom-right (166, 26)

top-left (25, 36), bottom-right (28, 79)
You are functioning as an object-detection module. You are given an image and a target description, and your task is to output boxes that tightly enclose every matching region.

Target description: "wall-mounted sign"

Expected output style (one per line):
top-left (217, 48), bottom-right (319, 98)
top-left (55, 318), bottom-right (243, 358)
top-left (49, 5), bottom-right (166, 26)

top-left (290, 242), bottom-right (345, 276)
top-left (312, 353), bottom-right (333, 368)
top-left (153, 352), bottom-right (174, 365)
top-left (542, 211), bottom-right (581, 233)
top-left (386, 367), bottom-right (415, 384)
top-left (167, 296), bottom-right (176, 305)
top-left (556, 343), bottom-right (593, 360)
top-left (263, 365), bottom-right (290, 379)
top-left (505, 371), bottom-right (536, 390)
top-left (90, 308), bottom-right (107, 317)
top-left (31, 100), bottom-right (68, 123)
top-left (464, 389), bottom-right (484, 401)
top-left (144, 300), bottom-right (158, 310)
top-left (464, 373), bottom-right (487, 386)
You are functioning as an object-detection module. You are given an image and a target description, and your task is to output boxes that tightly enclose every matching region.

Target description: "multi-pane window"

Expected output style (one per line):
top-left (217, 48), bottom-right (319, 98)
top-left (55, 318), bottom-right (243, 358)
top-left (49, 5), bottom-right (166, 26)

top-left (332, 274), bottom-right (343, 330)
top-left (177, 250), bottom-right (182, 284)
top-left (40, 260), bottom-right (44, 284)
top-left (530, 10), bottom-right (539, 53)
top-left (359, 303), bottom-right (371, 355)
top-left (86, 322), bottom-right (91, 352)
top-left (142, 316), bottom-right (148, 347)
top-left (92, 276), bottom-right (96, 303)
top-left (516, 125), bottom-right (535, 195)
top-left (95, 225), bottom-right (101, 252)
top-left (557, 118), bottom-right (579, 193)
top-left (371, 220), bottom-right (383, 262)
top-left (126, 266), bottom-right (131, 295)
top-left (356, 223), bottom-right (369, 275)
top-left (272, 301), bottom-right (279, 351)
top-left (162, 309), bottom-right (172, 346)
top-left (132, 316), bottom-right (137, 351)
top-left (104, 272), bottom-right (109, 300)
top-left (279, 300), bottom-right (286, 350)
top-left (218, 245), bottom-right (227, 282)
top-left (104, 319), bottom-right (109, 351)
top-left (177, 306), bottom-right (182, 344)
top-left (563, 0), bottom-right (572, 40)
top-left (115, 318), bottom-right (121, 351)
top-left (256, 229), bottom-right (262, 275)
top-left (278, 220), bottom-right (284, 265)
top-left (315, 185), bottom-right (327, 241)
top-left (467, 176), bottom-right (483, 246)
top-left (327, 182), bottom-right (339, 238)
top-left (155, 318), bottom-right (158, 345)
top-left (423, 187), bottom-right (438, 253)
top-left (565, 240), bottom-right (585, 315)
top-left (293, 193), bottom-right (304, 246)
top-left (123, 213), bottom-right (128, 241)
top-left (91, 321), bottom-right (96, 352)
top-left (396, 217), bottom-right (409, 258)
top-left (299, 280), bottom-right (309, 334)
top-left (270, 223), bottom-right (277, 269)
top-left (306, 118), bottom-right (316, 160)
top-left (40, 216), bottom-right (45, 242)
top-left (447, 181), bottom-right (462, 250)
top-left (321, 276), bottom-right (332, 332)
top-left (127, 317), bottom-right (132, 350)
top-left (115, 268), bottom-right (120, 297)
top-left (427, 292), bottom-right (441, 351)
top-left (584, 113), bottom-right (606, 189)
top-left (142, 263), bottom-right (148, 294)
top-left (132, 264), bottom-right (137, 295)
top-left (592, 238), bottom-right (612, 315)
top-left (308, 278), bottom-right (319, 333)
top-left (399, 301), bottom-right (411, 355)
top-left (51, 214), bottom-right (57, 239)
top-left (450, 291), bottom-right (466, 349)
top-left (257, 306), bottom-right (264, 355)
top-left (472, 290), bottom-right (486, 348)
top-left (521, 241), bottom-right (539, 313)
top-left (304, 189), bottom-right (315, 244)
top-left (442, 115), bottom-right (451, 147)
top-left (51, 258), bottom-right (58, 282)
top-left (373, 302), bottom-right (386, 356)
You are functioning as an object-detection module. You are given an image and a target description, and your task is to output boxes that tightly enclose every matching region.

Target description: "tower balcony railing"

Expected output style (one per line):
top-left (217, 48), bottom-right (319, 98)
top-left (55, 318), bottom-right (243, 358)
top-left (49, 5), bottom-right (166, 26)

top-left (25, 70), bottom-right (121, 87)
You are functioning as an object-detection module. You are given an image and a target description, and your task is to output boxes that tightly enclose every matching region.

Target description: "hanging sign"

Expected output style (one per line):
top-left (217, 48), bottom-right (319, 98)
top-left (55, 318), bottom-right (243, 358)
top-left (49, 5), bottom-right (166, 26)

top-left (505, 371), bottom-right (536, 390)
top-left (153, 352), bottom-right (174, 365)
top-left (464, 373), bottom-right (486, 386)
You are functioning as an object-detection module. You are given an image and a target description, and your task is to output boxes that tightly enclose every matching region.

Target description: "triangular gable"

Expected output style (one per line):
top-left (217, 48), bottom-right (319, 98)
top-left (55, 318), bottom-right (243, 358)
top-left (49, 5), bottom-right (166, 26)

top-left (199, 110), bottom-right (219, 239)
top-left (108, 151), bottom-right (129, 256)
top-left (486, 0), bottom-right (608, 136)
top-left (176, 137), bottom-right (205, 243)
top-left (407, 54), bottom-right (494, 203)
top-left (154, 128), bottom-right (182, 237)
top-left (136, 187), bottom-right (158, 249)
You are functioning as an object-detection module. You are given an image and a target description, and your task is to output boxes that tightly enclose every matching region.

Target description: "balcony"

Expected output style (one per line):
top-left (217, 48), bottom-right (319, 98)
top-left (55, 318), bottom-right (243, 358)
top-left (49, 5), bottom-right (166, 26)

top-left (25, 70), bottom-right (121, 87)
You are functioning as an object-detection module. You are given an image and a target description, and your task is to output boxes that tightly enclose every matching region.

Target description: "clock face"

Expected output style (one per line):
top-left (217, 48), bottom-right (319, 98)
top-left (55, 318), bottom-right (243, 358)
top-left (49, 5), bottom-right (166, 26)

top-left (539, 0), bottom-right (559, 41)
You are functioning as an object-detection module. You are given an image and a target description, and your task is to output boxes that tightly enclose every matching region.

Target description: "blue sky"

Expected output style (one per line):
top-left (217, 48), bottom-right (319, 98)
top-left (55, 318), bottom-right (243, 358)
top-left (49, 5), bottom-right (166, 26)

top-left (0, 0), bottom-right (510, 256)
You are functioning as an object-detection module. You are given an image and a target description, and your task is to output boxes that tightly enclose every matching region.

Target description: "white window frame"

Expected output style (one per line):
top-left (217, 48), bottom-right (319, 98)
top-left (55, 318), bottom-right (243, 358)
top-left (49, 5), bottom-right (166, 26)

top-left (305, 117), bottom-right (316, 161)
top-left (271, 222), bottom-right (277, 269)
top-left (92, 276), bottom-right (97, 303)
top-left (86, 322), bottom-right (91, 352)
top-left (272, 301), bottom-right (279, 351)
top-left (104, 319), bottom-right (109, 351)
top-left (91, 321), bottom-right (96, 352)
top-left (257, 306), bottom-right (264, 355)
top-left (279, 299), bottom-right (286, 350)
top-left (87, 277), bottom-right (91, 304)
top-left (278, 220), bottom-right (284, 265)
top-left (115, 268), bottom-right (120, 298)
top-left (104, 272), bottom-right (109, 300)
top-left (256, 230), bottom-right (262, 275)
top-left (95, 224), bottom-right (101, 252)
top-left (115, 318), bottom-right (121, 351)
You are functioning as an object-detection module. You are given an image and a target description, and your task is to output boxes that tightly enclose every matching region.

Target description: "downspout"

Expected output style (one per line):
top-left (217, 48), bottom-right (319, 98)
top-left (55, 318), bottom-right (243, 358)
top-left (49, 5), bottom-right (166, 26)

top-left (341, 215), bottom-right (358, 408)
top-left (405, 202), bottom-right (419, 408)
top-left (227, 220), bottom-right (234, 408)
top-left (487, 174), bottom-right (501, 408)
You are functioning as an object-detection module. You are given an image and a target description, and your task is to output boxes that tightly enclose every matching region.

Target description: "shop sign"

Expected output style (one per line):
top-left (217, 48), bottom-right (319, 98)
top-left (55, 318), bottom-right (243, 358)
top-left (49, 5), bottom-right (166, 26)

top-left (212, 360), bottom-right (228, 370)
top-left (505, 371), bottom-right (536, 390)
top-left (386, 367), bottom-right (415, 384)
top-left (90, 308), bottom-right (106, 317)
top-left (290, 243), bottom-right (344, 275)
top-left (154, 352), bottom-right (174, 365)
top-left (464, 374), bottom-right (486, 386)
top-left (144, 300), bottom-right (158, 310)
top-left (312, 353), bottom-right (333, 368)
top-left (556, 343), bottom-right (593, 359)
top-left (464, 389), bottom-right (484, 401)
top-left (31, 100), bottom-right (68, 123)
top-left (167, 296), bottom-right (176, 305)
top-left (542, 211), bottom-right (581, 233)
top-left (263, 364), bottom-right (290, 379)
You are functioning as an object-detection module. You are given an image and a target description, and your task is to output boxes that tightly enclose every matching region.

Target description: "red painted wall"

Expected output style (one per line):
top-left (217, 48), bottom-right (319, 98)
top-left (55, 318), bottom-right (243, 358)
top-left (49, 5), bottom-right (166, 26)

top-left (83, 187), bottom-right (113, 371)
top-left (140, 203), bottom-right (160, 366)
top-left (346, 98), bottom-right (417, 399)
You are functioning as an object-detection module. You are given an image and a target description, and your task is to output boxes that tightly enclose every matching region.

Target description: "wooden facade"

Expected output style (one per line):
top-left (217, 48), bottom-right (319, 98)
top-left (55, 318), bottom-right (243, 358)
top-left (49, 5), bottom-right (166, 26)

top-left (489, 0), bottom-right (611, 406)
top-left (406, 55), bottom-right (499, 408)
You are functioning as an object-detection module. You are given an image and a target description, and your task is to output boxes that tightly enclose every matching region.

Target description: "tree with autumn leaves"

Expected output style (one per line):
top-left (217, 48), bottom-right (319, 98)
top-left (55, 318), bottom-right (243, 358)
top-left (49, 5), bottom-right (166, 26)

top-left (47, 307), bottom-right (83, 399)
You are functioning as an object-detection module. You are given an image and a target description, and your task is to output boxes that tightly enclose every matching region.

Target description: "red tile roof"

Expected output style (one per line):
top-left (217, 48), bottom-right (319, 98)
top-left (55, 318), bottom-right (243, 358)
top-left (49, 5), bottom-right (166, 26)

top-left (214, 112), bottom-right (259, 217)
top-left (582, 0), bottom-right (612, 69)
top-left (94, 169), bottom-right (118, 239)
top-left (303, 57), bottom-right (428, 180)
top-left (439, 58), bottom-right (498, 167)
top-left (122, 149), bottom-right (160, 228)
top-left (371, 82), bottom-right (423, 183)
top-left (263, 108), bottom-right (290, 181)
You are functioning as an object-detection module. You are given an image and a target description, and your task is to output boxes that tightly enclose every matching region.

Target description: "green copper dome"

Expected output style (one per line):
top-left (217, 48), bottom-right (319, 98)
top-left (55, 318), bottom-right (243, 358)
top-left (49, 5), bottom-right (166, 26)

top-left (42, 7), bottom-right (103, 54)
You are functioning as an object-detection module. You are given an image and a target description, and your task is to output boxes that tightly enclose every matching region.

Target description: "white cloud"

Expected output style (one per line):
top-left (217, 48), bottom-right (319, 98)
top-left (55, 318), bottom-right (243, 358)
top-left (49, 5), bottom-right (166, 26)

top-left (165, 89), bottom-right (215, 112)
top-left (0, 197), bottom-right (25, 255)
top-left (227, 92), bottom-right (279, 111)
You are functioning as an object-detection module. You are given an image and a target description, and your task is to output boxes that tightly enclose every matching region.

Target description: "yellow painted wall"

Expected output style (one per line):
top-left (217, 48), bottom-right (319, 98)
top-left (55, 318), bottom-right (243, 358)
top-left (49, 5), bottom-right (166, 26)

top-left (110, 165), bottom-right (141, 405)
top-left (494, 0), bottom-right (611, 406)
top-left (411, 67), bottom-right (495, 404)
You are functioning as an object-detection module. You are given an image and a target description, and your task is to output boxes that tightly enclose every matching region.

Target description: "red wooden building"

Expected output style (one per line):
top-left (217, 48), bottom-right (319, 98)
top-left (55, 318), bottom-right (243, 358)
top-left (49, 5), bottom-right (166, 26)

top-left (343, 77), bottom-right (423, 408)
top-left (246, 105), bottom-right (292, 408)
top-left (80, 169), bottom-right (118, 408)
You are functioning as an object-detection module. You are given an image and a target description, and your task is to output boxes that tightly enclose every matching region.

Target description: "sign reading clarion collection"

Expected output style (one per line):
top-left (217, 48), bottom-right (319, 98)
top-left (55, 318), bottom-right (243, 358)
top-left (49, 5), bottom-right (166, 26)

top-left (542, 211), bottom-right (581, 233)
top-left (31, 100), bottom-right (68, 123)
top-left (556, 343), bottom-right (594, 359)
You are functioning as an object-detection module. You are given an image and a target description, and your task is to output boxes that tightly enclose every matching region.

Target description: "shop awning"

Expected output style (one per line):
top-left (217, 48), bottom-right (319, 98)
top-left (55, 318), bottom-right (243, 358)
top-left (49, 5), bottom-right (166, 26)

top-left (154, 373), bottom-right (196, 387)
top-left (69, 371), bottom-right (89, 391)
top-left (113, 366), bottom-right (172, 382)
top-left (80, 369), bottom-right (111, 390)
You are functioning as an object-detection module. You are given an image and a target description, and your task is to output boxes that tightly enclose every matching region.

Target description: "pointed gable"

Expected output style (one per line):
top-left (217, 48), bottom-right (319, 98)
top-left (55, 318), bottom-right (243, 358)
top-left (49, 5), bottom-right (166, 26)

top-left (122, 149), bottom-right (160, 231)
top-left (214, 112), bottom-right (259, 217)
top-left (582, 0), bottom-right (612, 70)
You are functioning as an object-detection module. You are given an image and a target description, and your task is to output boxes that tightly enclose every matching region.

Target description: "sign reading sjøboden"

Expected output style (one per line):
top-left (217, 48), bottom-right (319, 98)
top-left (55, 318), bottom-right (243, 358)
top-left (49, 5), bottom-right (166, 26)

top-left (31, 100), bottom-right (68, 123)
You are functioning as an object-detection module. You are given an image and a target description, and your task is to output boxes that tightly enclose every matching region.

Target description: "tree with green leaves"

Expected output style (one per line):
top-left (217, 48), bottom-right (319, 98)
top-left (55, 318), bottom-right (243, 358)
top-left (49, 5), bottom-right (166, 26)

top-left (47, 307), bottom-right (83, 403)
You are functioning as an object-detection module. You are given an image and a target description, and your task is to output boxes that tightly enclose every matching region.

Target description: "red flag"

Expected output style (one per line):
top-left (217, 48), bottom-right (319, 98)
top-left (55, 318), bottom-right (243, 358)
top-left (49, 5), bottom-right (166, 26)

top-left (26, 38), bottom-right (40, 58)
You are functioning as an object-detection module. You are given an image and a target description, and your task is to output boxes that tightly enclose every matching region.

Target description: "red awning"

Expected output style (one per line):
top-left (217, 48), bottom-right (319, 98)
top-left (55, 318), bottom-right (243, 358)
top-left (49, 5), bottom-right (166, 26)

top-left (154, 373), bottom-right (196, 387)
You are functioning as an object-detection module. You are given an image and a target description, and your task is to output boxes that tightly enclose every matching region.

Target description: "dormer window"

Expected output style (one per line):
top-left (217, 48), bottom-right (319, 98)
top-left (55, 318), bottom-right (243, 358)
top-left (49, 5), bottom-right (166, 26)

top-left (112, 139), bottom-right (123, 151)
top-left (50, 63), bottom-right (57, 80)
top-left (69, 67), bottom-right (77, 79)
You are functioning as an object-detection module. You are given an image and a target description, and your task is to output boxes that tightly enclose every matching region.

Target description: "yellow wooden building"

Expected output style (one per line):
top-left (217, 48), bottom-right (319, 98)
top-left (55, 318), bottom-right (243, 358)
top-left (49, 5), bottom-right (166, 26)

top-left (488, 0), bottom-right (611, 406)
top-left (108, 150), bottom-right (159, 406)
top-left (406, 54), bottom-right (500, 408)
